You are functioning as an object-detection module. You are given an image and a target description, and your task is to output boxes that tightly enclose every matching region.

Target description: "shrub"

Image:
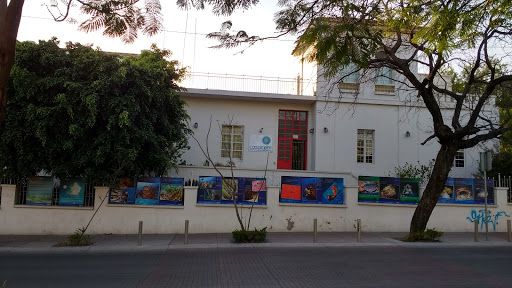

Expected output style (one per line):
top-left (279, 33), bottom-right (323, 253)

top-left (232, 227), bottom-right (267, 243)
top-left (406, 228), bottom-right (444, 242)
top-left (67, 227), bottom-right (92, 246)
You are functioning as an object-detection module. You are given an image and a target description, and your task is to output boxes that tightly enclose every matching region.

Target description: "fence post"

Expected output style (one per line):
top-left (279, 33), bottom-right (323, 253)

top-left (137, 221), bottom-right (143, 246)
top-left (313, 219), bottom-right (317, 243)
top-left (508, 220), bottom-right (511, 242)
top-left (357, 219), bottom-right (361, 243)
top-left (184, 220), bottom-right (189, 245)
top-left (474, 219), bottom-right (479, 242)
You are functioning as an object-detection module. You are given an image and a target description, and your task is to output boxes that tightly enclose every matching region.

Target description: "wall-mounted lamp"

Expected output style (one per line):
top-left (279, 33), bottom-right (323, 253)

top-left (405, 131), bottom-right (410, 137)
top-left (309, 128), bottom-right (315, 134)
top-left (193, 122), bottom-right (198, 129)
top-left (259, 128), bottom-right (264, 133)
top-left (324, 127), bottom-right (329, 133)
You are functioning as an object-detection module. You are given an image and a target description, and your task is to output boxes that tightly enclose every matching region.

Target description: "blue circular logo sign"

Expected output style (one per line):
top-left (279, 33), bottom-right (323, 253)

top-left (262, 136), bottom-right (271, 145)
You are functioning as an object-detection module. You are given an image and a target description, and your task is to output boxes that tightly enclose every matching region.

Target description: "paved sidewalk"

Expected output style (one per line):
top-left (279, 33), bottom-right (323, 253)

top-left (0, 231), bottom-right (511, 253)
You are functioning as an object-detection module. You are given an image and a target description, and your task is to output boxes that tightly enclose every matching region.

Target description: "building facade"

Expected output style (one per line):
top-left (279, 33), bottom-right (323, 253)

top-left (177, 69), bottom-right (497, 182)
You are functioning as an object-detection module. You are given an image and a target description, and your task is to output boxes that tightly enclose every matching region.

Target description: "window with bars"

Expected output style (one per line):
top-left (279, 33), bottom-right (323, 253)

top-left (376, 67), bottom-right (393, 85)
top-left (357, 129), bottom-right (374, 163)
top-left (222, 125), bottom-right (244, 159)
top-left (454, 150), bottom-right (465, 167)
top-left (339, 62), bottom-right (360, 90)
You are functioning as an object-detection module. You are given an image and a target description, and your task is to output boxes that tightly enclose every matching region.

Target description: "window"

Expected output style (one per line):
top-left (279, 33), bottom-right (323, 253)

top-left (357, 129), bottom-right (374, 163)
top-left (375, 67), bottom-right (394, 94)
top-left (339, 63), bottom-right (359, 90)
top-left (454, 150), bottom-right (464, 167)
top-left (222, 125), bottom-right (243, 159)
top-left (340, 63), bottom-right (359, 83)
top-left (376, 67), bottom-right (393, 85)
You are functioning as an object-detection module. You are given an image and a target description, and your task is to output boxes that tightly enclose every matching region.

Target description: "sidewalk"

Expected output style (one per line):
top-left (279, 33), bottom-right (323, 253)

top-left (0, 232), bottom-right (511, 253)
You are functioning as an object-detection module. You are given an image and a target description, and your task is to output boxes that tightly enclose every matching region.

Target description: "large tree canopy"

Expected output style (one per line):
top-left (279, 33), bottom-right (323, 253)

top-left (207, 0), bottom-right (512, 234)
top-left (0, 39), bottom-right (190, 183)
top-left (274, 0), bottom-right (512, 234)
top-left (0, 0), bottom-right (259, 123)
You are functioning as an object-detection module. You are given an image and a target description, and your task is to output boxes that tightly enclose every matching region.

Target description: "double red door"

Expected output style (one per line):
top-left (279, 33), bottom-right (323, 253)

top-left (277, 110), bottom-right (307, 170)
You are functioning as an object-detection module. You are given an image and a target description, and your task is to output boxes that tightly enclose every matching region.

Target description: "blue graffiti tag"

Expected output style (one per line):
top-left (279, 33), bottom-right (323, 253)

top-left (466, 209), bottom-right (510, 231)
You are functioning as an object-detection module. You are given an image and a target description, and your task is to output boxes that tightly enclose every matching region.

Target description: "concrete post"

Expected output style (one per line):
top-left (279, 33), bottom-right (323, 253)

top-left (137, 221), bottom-right (143, 246)
top-left (474, 219), bottom-right (479, 242)
top-left (313, 219), bottom-right (317, 243)
top-left (184, 220), bottom-right (189, 245)
top-left (357, 219), bottom-right (361, 243)
top-left (507, 219), bottom-right (511, 242)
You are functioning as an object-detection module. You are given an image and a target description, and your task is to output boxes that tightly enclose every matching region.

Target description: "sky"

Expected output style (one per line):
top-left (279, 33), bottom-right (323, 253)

top-left (17, 0), bottom-right (316, 82)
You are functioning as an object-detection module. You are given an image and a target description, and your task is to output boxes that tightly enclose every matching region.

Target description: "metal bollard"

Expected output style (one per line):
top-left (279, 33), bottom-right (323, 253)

top-left (138, 221), bottom-right (143, 246)
top-left (508, 220), bottom-right (511, 242)
top-left (184, 220), bottom-right (189, 245)
top-left (357, 219), bottom-right (361, 243)
top-left (313, 219), bottom-right (317, 243)
top-left (474, 219), bottom-right (479, 242)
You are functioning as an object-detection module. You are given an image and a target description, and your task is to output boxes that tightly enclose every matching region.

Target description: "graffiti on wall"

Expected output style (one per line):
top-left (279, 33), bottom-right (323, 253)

top-left (466, 209), bottom-right (510, 231)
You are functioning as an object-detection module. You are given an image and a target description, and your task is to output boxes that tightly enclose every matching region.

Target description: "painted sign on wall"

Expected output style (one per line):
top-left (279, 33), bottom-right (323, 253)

top-left (466, 209), bottom-right (510, 231)
top-left (280, 176), bottom-right (344, 205)
top-left (249, 135), bottom-right (273, 152)
top-left (358, 176), bottom-right (420, 204)
top-left (197, 176), bottom-right (267, 205)
top-left (26, 176), bottom-right (53, 206)
top-left (438, 178), bottom-right (494, 205)
top-left (58, 178), bottom-right (86, 206)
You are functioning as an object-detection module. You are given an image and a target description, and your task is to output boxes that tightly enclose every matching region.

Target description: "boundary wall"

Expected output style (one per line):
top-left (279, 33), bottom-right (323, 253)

top-left (0, 184), bottom-right (510, 235)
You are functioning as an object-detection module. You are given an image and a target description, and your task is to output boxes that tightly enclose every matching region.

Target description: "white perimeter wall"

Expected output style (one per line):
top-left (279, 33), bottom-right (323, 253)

top-left (2, 184), bottom-right (510, 235)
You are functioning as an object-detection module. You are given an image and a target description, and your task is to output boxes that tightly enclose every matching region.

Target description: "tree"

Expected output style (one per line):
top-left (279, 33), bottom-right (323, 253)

top-left (0, 39), bottom-right (191, 184)
top-left (0, 0), bottom-right (259, 123)
top-left (206, 0), bottom-right (512, 235)
top-left (280, 0), bottom-right (512, 235)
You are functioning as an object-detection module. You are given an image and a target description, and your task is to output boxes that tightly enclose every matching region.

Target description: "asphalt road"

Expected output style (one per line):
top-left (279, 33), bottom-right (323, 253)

top-left (1, 247), bottom-right (512, 287)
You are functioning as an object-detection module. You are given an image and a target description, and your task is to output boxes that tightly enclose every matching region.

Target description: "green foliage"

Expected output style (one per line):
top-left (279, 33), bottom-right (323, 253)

top-left (406, 228), bottom-right (444, 242)
top-left (232, 227), bottom-right (267, 243)
top-left (67, 227), bottom-right (92, 246)
top-left (1, 39), bottom-right (191, 183)
top-left (487, 150), bottom-right (512, 178)
top-left (389, 160), bottom-right (434, 185)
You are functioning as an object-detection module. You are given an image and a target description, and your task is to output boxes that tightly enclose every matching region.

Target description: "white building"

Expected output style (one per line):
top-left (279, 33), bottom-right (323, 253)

top-left (175, 67), bottom-right (497, 184)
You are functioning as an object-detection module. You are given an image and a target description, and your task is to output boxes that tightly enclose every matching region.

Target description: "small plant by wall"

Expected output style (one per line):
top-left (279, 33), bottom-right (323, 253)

top-left (406, 228), bottom-right (444, 242)
top-left (232, 227), bottom-right (267, 243)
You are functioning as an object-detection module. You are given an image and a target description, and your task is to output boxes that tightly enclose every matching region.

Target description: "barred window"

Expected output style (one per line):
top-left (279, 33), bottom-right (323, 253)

top-left (340, 62), bottom-right (359, 83)
top-left (454, 150), bottom-right (465, 168)
top-left (376, 67), bottom-right (393, 85)
top-left (357, 129), bottom-right (374, 163)
top-left (222, 125), bottom-right (243, 159)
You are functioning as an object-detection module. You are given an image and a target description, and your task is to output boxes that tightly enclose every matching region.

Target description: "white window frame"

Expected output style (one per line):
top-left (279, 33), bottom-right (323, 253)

top-left (221, 125), bottom-right (243, 159)
top-left (454, 149), bottom-right (465, 168)
top-left (357, 129), bottom-right (374, 164)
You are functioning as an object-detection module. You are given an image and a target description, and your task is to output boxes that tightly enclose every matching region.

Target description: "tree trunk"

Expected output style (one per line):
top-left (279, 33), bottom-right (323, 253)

top-left (410, 144), bottom-right (458, 234)
top-left (0, 0), bottom-right (25, 123)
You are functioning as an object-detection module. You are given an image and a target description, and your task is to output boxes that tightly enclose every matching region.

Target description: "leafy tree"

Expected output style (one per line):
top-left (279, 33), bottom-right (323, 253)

top-left (0, 0), bottom-right (259, 123)
top-left (0, 39), bottom-right (190, 183)
top-left (206, 0), bottom-right (512, 235)
top-left (279, 0), bottom-right (512, 235)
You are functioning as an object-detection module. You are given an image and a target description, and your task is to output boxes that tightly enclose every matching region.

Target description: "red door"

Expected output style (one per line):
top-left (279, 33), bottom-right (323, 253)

top-left (277, 110), bottom-right (307, 170)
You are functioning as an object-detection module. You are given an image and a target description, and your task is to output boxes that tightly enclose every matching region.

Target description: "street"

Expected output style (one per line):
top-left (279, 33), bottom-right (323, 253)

top-left (1, 246), bottom-right (512, 287)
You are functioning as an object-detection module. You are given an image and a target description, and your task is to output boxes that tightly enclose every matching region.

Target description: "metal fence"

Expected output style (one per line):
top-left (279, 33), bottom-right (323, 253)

top-left (181, 72), bottom-right (317, 96)
top-left (494, 174), bottom-right (512, 203)
top-left (1, 176), bottom-right (95, 207)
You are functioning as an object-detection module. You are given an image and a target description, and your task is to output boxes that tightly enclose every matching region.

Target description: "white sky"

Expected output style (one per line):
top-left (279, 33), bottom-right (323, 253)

top-left (17, 0), bottom-right (316, 81)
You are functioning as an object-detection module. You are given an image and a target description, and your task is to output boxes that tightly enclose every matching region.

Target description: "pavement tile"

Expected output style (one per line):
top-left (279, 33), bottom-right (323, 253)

top-left (0, 231), bottom-right (511, 253)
